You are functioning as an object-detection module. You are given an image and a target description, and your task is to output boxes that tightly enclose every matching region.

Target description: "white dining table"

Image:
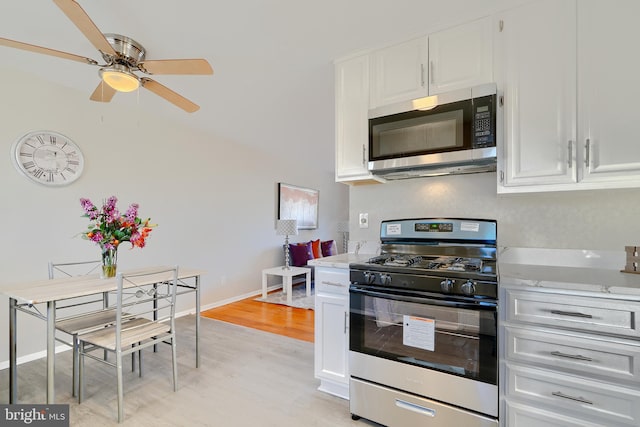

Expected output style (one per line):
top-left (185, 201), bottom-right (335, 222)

top-left (0, 266), bottom-right (205, 404)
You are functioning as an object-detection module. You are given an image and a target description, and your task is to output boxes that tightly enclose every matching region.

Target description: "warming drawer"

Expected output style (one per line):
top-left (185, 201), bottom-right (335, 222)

top-left (350, 377), bottom-right (498, 427)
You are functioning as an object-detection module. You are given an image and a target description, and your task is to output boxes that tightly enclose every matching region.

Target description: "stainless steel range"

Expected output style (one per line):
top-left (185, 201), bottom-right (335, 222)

top-left (349, 218), bottom-right (498, 427)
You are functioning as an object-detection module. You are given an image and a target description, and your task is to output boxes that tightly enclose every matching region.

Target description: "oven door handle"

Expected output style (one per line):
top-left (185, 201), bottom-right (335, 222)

top-left (349, 285), bottom-right (496, 310)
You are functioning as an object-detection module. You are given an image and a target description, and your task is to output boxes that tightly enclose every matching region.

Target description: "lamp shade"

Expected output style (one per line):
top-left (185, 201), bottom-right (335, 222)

top-left (276, 219), bottom-right (298, 236)
top-left (100, 64), bottom-right (140, 92)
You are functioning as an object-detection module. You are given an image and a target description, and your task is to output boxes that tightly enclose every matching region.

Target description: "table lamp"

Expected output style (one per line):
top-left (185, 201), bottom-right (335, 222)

top-left (277, 219), bottom-right (298, 269)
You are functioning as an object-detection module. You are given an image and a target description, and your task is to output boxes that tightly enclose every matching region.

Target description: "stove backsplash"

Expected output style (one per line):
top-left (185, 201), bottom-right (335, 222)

top-left (348, 240), bottom-right (382, 256)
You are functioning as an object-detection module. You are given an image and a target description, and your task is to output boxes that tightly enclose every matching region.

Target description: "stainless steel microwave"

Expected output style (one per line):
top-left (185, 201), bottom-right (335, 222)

top-left (368, 83), bottom-right (497, 180)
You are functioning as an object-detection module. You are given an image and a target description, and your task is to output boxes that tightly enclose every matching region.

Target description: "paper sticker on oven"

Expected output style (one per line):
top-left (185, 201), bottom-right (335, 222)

top-left (460, 222), bottom-right (480, 232)
top-left (403, 315), bottom-right (435, 352)
top-left (386, 223), bottom-right (402, 235)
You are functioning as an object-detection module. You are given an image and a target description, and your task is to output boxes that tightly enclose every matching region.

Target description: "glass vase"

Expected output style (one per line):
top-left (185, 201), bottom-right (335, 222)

top-left (101, 246), bottom-right (118, 278)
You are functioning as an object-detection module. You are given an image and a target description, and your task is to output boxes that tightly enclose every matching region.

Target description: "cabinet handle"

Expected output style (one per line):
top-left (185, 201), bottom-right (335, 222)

top-left (499, 95), bottom-right (504, 107)
top-left (344, 311), bottom-right (348, 334)
top-left (550, 350), bottom-right (593, 362)
top-left (421, 63), bottom-right (426, 87)
top-left (499, 20), bottom-right (504, 32)
top-left (551, 391), bottom-right (593, 405)
top-left (549, 309), bottom-right (593, 319)
top-left (322, 280), bottom-right (346, 288)
top-left (499, 170), bottom-right (504, 183)
top-left (585, 138), bottom-right (590, 168)
top-left (567, 140), bottom-right (573, 169)
top-left (362, 144), bottom-right (366, 166)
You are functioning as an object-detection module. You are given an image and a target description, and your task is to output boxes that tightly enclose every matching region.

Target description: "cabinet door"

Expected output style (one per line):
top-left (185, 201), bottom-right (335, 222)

top-left (314, 293), bottom-right (349, 388)
top-left (496, 0), bottom-right (577, 189)
top-left (335, 55), bottom-right (375, 182)
top-left (578, 0), bottom-right (640, 184)
top-left (369, 37), bottom-right (428, 108)
top-left (428, 16), bottom-right (493, 95)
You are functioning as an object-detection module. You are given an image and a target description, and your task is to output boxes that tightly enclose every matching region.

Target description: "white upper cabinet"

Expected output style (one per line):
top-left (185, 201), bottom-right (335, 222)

top-left (497, 0), bottom-right (640, 192)
top-left (369, 18), bottom-right (494, 109)
top-left (335, 18), bottom-right (494, 185)
top-left (369, 37), bottom-right (428, 109)
top-left (428, 16), bottom-right (493, 95)
top-left (578, 0), bottom-right (640, 184)
top-left (335, 54), bottom-right (385, 184)
top-left (495, 0), bottom-right (577, 189)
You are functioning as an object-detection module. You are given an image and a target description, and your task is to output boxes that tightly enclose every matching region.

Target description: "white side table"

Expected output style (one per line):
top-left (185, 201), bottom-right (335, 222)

top-left (262, 266), bottom-right (312, 305)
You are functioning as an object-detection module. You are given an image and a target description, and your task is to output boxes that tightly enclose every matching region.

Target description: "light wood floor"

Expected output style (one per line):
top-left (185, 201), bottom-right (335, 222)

top-left (201, 292), bottom-right (314, 343)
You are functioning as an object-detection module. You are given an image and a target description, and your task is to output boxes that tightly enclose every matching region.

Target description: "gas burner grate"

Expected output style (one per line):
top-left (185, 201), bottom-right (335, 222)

top-left (366, 255), bottom-right (424, 267)
top-left (384, 255), bottom-right (423, 267)
top-left (427, 257), bottom-right (483, 272)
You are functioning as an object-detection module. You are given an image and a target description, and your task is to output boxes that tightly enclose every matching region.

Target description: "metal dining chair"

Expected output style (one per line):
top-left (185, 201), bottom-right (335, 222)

top-left (49, 259), bottom-right (122, 397)
top-left (77, 266), bottom-right (179, 423)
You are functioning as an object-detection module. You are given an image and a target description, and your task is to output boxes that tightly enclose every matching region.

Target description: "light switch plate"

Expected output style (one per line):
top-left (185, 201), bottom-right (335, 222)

top-left (359, 213), bottom-right (369, 228)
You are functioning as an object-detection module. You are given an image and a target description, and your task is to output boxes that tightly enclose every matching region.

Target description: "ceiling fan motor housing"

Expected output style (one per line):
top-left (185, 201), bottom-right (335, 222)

top-left (104, 33), bottom-right (146, 68)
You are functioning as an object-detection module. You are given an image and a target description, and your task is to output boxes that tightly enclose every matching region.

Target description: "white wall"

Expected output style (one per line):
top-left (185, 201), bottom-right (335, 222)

top-left (0, 68), bottom-right (348, 362)
top-left (349, 172), bottom-right (640, 252)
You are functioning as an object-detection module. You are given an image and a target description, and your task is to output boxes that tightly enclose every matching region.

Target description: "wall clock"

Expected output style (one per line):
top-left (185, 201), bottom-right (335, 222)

top-left (11, 130), bottom-right (84, 186)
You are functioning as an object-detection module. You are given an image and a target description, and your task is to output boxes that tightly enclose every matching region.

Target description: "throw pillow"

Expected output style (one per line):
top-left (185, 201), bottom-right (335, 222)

top-left (310, 239), bottom-right (322, 258)
top-left (321, 240), bottom-right (337, 257)
top-left (289, 242), bottom-right (313, 267)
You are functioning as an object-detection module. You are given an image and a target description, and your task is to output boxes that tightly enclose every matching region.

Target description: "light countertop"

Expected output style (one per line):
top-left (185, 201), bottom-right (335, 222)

top-left (498, 247), bottom-right (640, 298)
top-left (499, 263), bottom-right (640, 298)
top-left (310, 247), bottom-right (640, 298)
top-left (307, 253), bottom-right (374, 269)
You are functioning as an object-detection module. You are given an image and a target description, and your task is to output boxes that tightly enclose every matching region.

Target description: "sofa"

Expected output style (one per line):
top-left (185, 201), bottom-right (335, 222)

top-left (288, 239), bottom-right (338, 268)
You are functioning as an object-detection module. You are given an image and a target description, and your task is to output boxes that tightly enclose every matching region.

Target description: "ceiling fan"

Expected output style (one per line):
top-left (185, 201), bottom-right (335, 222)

top-left (0, 0), bottom-right (213, 112)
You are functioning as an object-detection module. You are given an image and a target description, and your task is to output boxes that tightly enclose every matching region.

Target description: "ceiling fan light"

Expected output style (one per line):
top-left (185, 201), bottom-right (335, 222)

top-left (100, 65), bottom-right (140, 92)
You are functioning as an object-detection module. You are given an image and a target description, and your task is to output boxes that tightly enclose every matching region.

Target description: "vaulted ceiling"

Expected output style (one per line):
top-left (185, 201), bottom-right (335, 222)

top-left (0, 0), bottom-right (525, 151)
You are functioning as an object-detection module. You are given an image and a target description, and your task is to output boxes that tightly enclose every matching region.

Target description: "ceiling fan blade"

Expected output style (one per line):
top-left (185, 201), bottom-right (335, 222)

top-left (89, 81), bottom-right (117, 102)
top-left (0, 37), bottom-right (97, 64)
top-left (141, 78), bottom-right (200, 113)
top-left (138, 59), bottom-right (213, 75)
top-left (53, 0), bottom-right (116, 56)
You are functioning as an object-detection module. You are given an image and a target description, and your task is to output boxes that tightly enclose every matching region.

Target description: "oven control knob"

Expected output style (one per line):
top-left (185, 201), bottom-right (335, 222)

top-left (363, 271), bottom-right (376, 284)
top-left (440, 279), bottom-right (455, 293)
top-left (461, 280), bottom-right (476, 296)
top-left (380, 273), bottom-right (392, 286)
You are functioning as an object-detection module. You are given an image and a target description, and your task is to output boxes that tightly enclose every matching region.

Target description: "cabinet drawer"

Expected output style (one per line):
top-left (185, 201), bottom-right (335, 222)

top-left (506, 363), bottom-right (640, 426)
top-left (315, 267), bottom-right (350, 295)
top-left (505, 325), bottom-right (640, 384)
top-left (505, 400), bottom-right (608, 427)
top-left (505, 289), bottom-right (640, 338)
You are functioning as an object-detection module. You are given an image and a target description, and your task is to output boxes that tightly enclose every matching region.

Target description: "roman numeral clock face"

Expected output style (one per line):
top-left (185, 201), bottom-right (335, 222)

top-left (12, 131), bottom-right (84, 186)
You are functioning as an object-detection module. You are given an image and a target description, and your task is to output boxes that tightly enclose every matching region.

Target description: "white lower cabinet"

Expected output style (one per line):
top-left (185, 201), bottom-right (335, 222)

top-left (501, 286), bottom-right (640, 426)
top-left (314, 266), bottom-right (350, 399)
top-left (505, 401), bottom-right (607, 427)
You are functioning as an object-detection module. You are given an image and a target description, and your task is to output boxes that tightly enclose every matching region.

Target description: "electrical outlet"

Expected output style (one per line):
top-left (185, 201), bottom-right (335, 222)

top-left (359, 213), bottom-right (369, 228)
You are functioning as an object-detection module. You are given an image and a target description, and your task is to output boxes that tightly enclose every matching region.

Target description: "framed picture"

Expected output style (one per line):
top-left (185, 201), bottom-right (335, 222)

top-left (278, 183), bottom-right (319, 229)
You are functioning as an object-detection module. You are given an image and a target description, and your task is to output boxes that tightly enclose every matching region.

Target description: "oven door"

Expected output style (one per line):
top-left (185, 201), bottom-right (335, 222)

top-left (349, 284), bottom-right (497, 385)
